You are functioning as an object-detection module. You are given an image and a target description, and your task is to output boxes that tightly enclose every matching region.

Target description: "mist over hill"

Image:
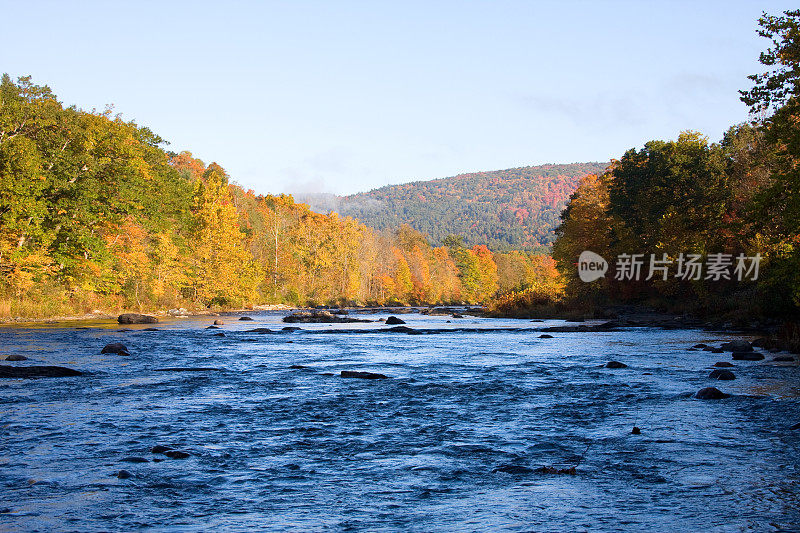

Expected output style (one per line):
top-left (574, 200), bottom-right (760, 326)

top-left (297, 162), bottom-right (609, 251)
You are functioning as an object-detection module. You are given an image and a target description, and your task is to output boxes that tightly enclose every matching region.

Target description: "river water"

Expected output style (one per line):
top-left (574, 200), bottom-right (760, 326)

top-left (1, 311), bottom-right (799, 531)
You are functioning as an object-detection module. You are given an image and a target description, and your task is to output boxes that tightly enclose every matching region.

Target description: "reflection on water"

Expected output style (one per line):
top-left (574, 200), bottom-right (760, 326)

top-left (0, 311), bottom-right (799, 531)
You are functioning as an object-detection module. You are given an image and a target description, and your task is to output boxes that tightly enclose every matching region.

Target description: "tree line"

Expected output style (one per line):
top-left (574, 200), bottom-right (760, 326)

top-left (0, 74), bottom-right (555, 317)
top-left (518, 10), bottom-right (800, 321)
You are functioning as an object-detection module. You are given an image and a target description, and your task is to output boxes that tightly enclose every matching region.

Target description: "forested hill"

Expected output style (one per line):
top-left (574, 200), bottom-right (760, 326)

top-left (299, 163), bottom-right (609, 251)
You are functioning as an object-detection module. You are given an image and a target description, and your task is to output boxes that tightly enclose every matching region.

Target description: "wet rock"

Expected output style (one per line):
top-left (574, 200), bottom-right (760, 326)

top-left (154, 367), bottom-right (222, 372)
top-left (732, 351), bottom-right (764, 361)
top-left (773, 355), bottom-right (795, 362)
top-left (695, 387), bottom-right (729, 400)
top-left (0, 365), bottom-right (82, 378)
top-left (791, 422), bottom-right (800, 430)
top-left (164, 450), bottom-right (191, 459)
top-left (246, 328), bottom-right (273, 334)
top-left (213, 332), bottom-right (226, 337)
top-left (720, 340), bottom-right (753, 353)
top-left (713, 362), bottom-right (734, 367)
top-left (539, 334), bottom-right (554, 339)
top-left (168, 308), bottom-right (188, 317)
top-left (118, 313), bottom-right (158, 324)
top-left (213, 319), bottom-right (224, 325)
top-left (120, 456), bottom-right (149, 463)
top-left (751, 337), bottom-right (778, 349)
top-left (341, 370), bottom-right (388, 380)
top-left (493, 464), bottom-right (534, 474)
top-left (289, 365), bottom-right (307, 370)
top-left (541, 321), bottom-right (619, 333)
top-left (282, 326), bottom-right (301, 332)
top-left (452, 313), bottom-right (464, 319)
top-left (151, 445), bottom-right (172, 454)
top-left (631, 426), bottom-right (641, 435)
top-left (239, 316), bottom-right (254, 321)
top-left (385, 316), bottom-right (406, 325)
top-left (101, 342), bottom-right (130, 356)
top-left (708, 369), bottom-right (736, 380)
top-left (605, 361), bottom-right (628, 369)
top-left (116, 470), bottom-right (132, 479)
top-left (386, 325), bottom-right (418, 334)
top-left (286, 463), bottom-right (301, 470)
top-left (709, 348), bottom-right (725, 354)
top-left (206, 325), bottom-right (219, 329)
top-left (693, 343), bottom-right (709, 349)
top-left (5, 354), bottom-right (27, 361)
top-left (536, 466), bottom-right (577, 475)
top-left (143, 327), bottom-right (159, 332)
top-left (283, 310), bottom-right (371, 324)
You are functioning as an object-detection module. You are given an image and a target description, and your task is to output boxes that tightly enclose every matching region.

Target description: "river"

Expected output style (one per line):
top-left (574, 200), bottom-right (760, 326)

top-left (1, 311), bottom-right (799, 531)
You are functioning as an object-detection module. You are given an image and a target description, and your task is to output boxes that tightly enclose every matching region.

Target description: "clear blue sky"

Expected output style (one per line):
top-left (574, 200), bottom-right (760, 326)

top-left (1, 1), bottom-right (794, 195)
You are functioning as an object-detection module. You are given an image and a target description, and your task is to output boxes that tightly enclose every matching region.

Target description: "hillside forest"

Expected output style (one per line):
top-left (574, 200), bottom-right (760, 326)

top-left (0, 75), bottom-right (560, 317)
top-left (299, 162), bottom-right (607, 252)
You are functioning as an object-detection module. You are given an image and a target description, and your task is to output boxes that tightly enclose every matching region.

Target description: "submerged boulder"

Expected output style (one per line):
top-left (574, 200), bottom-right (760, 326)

top-left (695, 387), bottom-right (729, 400)
top-left (164, 450), bottom-right (191, 459)
top-left (773, 355), bottom-right (795, 362)
top-left (605, 361), bottom-right (628, 369)
top-left (5, 354), bottom-right (27, 361)
top-left (118, 313), bottom-right (158, 324)
top-left (539, 334), bottom-right (554, 339)
top-left (341, 370), bottom-right (388, 380)
top-left (713, 361), bottom-right (734, 367)
top-left (708, 369), bottom-right (736, 380)
top-left (213, 319), bottom-right (224, 325)
top-left (732, 351), bottom-right (764, 361)
top-left (101, 342), bottom-right (130, 356)
top-left (239, 316), bottom-right (254, 321)
top-left (385, 316), bottom-right (406, 325)
top-left (0, 365), bottom-right (83, 378)
top-left (492, 464), bottom-right (534, 474)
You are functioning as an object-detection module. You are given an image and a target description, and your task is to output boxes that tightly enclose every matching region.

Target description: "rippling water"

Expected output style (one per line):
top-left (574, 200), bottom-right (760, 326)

top-left (1, 311), bottom-right (799, 531)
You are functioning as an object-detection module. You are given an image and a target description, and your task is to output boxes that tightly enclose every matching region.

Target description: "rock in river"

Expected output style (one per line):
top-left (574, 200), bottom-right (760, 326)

top-left (341, 370), bottom-right (388, 380)
top-left (151, 445), bottom-right (173, 454)
top-left (213, 319), bottom-right (224, 325)
top-left (732, 351), bottom-right (764, 361)
top-left (117, 313), bottom-right (158, 324)
top-left (385, 316), bottom-right (406, 325)
top-left (539, 334), bottom-right (553, 339)
top-left (720, 340), bottom-right (753, 353)
top-left (164, 450), bottom-right (191, 459)
top-left (695, 387), bottom-right (729, 400)
top-left (708, 369), bottom-right (736, 380)
top-left (605, 361), bottom-right (628, 369)
top-left (283, 310), bottom-right (371, 324)
top-left (5, 354), bottom-right (27, 361)
top-left (713, 362), bottom-right (734, 367)
top-left (101, 342), bottom-right (130, 356)
top-left (0, 365), bottom-right (82, 378)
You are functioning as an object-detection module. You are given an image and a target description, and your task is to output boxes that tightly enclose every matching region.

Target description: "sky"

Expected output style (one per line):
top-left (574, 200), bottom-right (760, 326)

top-left (0, 1), bottom-right (795, 195)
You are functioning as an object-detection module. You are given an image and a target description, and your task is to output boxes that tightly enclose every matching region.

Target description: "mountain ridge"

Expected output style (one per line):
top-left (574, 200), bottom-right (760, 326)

top-left (296, 162), bottom-right (609, 251)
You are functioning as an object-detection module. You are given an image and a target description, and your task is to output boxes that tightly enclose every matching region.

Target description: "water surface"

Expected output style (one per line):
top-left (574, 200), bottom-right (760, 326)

top-left (1, 312), bottom-right (799, 531)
